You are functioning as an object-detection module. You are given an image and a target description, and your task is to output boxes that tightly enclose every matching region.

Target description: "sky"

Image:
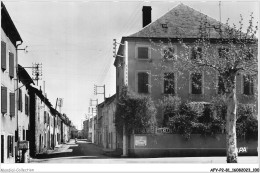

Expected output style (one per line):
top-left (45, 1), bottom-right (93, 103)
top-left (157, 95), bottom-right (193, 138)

top-left (3, 0), bottom-right (259, 130)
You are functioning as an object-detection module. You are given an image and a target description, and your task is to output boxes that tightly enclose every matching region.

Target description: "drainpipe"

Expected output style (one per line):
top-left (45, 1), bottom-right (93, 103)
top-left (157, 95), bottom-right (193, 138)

top-left (16, 40), bottom-right (23, 162)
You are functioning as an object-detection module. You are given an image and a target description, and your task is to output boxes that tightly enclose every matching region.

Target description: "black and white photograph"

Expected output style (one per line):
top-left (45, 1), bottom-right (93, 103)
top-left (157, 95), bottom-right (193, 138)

top-left (0, 0), bottom-right (259, 172)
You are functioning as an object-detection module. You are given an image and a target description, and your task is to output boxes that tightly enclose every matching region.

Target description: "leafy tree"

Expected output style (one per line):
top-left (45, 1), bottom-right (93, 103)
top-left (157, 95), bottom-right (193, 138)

top-left (150, 14), bottom-right (258, 163)
top-left (115, 85), bottom-right (157, 155)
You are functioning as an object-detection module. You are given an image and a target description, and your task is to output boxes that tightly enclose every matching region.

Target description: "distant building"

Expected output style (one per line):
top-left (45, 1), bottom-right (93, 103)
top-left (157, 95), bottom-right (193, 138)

top-left (27, 86), bottom-right (53, 156)
top-left (1, 2), bottom-right (23, 163)
top-left (17, 65), bottom-right (34, 161)
top-left (82, 119), bottom-right (89, 139)
top-left (97, 94), bottom-right (117, 151)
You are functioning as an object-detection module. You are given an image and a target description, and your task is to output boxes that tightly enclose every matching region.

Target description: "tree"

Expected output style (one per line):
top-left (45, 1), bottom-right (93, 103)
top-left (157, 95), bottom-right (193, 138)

top-left (115, 85), bottom-right (157, 156)
top-left (150, 14), bottom-right (258, 163)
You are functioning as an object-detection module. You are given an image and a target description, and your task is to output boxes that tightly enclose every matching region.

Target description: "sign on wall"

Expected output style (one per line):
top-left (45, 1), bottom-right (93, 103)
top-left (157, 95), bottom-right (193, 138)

top-left (134, 136), bottom-right (147, 147)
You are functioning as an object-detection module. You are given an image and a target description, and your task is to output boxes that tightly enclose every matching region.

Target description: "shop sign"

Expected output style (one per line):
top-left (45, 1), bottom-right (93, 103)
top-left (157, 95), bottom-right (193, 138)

top-left (134, 136), bottom-right (147, 147)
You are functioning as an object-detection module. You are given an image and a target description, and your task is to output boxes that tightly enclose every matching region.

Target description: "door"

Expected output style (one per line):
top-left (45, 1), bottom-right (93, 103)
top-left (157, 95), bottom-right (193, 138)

top-left (1, 135), bottom-right (4, 163)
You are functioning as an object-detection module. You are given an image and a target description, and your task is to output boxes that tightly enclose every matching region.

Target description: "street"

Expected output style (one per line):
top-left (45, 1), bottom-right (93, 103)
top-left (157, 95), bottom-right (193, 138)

top-left (30, 139), bottom-right (259, 164)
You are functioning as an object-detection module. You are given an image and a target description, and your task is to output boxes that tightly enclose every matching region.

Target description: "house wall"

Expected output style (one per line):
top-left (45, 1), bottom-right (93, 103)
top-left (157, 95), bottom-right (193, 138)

top-left (1, 29), bottom-right (17, 163)
top-left (17, 83), bottom-right (30, 142)
top-left (124, 40), bottom-right (257, 124)
top-left (107, 100), bottom-right (116, 150)
top-left (129, 134), bottom-right (258, 157)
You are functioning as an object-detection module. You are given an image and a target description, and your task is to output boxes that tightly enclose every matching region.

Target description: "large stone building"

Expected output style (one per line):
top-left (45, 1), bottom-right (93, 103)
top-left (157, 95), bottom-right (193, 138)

top-left (113, 4), bottom-right (257, 157)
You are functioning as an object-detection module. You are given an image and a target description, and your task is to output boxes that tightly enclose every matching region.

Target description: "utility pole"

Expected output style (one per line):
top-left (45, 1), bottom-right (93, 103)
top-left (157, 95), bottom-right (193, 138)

top-left (21, 63), bottom-right (43, 86)
top-left (94, 84), bottom-right (106, 101)
top-left (89, 99), bottom-right (98, 144)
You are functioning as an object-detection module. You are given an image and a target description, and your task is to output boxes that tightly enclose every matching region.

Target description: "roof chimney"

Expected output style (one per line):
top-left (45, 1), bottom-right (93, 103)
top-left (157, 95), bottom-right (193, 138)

top-left (142, 6), bottom-right (152, 28)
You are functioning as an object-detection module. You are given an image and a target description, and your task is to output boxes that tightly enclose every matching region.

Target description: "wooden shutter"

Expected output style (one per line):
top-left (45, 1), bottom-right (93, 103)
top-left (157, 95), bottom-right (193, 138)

top-left (9, 52), bottom-right (14, 78)
top-left (18, 89), bottom-right (22, 111)
top-left (1, 41), bottom-right (6, 70)
top-left (7, 136), bottom-right (10, 158)
top-left (138, 47), bottom-right (149, 59)
top-left (11, 136), bottom-right (14, 157)
top-left (44, 111), bottom-right (46, 124)
top-left (1, 86), bottom-right (7, 114)
top-left (25, 95), bottom-right (28, 115)
top-left (191, 73), bottom-right (202, 94)
top-left (10, 93), bottom-right (15, 117)
top-left (1, 135), bottom-right (4, 163)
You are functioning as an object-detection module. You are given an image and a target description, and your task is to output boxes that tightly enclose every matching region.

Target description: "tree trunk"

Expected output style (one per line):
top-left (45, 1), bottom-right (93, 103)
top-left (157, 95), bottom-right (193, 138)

top-left (225, 75), bottom-right (238, 163)
top-left (122, 124), bottom-right (128, 157)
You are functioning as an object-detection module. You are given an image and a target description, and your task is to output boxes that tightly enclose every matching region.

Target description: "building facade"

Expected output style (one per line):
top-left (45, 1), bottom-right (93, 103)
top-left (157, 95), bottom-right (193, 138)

top-left (113, 4), bottom-right (258, 156)
top-left (97, 95), bottom-right (117, 151)
top-left (1, 2), bottom-right (23, 163)
top-left (114, 4), bottom-right (257, 126)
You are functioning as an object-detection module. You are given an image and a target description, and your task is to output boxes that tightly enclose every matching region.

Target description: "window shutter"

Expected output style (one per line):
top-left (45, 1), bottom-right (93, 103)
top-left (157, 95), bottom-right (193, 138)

top-left (15, 130), bottom-right (18, 142)
top-left (10, 93), bottom-right (15, 117)
top-left (7, 136), bottom-right (10, 158)
top-left (9, 52), bottom-right (14, 78)
top-left (1, 86), bottom-right (7, 114)
top-left (1, 135), bottom-right (4, 163)
top-left (44, 111), bottom-right (46, 124)
top-left (18, 89), bottom-right (22, 111)
top-left (1, 41), bottom-right (6, 70)
top-left (25, 95), bottom-right (28, 115)
top-left (138, 47), bottom-right (149, 59)
top-left (11, 136), bottom-right (14, 157)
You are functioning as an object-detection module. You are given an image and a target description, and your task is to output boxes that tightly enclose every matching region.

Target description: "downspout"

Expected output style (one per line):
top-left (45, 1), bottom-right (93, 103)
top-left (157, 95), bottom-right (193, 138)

top-left (16, 40), bottom-right (23, 162)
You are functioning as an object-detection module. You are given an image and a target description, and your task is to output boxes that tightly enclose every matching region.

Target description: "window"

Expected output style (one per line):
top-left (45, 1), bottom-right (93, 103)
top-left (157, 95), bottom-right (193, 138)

top-left (164, 73), bottom-right (175, 94)
top-left (23, 129), bottom-right (25, 141)
top-left (10, 93), bottom-right (15, 117)
top-left (7, 135), bottom-right (14, 158)
top-left (1, 41), bottom-right (6, 71)
top-left (44, 111), bottom-right (47, 124)
top-left (137, 72), bottom-right (149, 93)
top-left (218, 47), bottom-right (229, 59)
top-left (191, 47), bottom-right (202, 60)
top-left (191, 73), bottom-right (202, 94)
top-left (163, 46), bottom-right (176, 60)
top-left (137, 47), bottom-right (149, 59)
top-left (18, 89), bottom-right (23, 112)
top-left (218, 75), bottom-right (225, 94)
top-left (9, 52), bottom-right (14, 78)
top-left (1, 86), bottom-right (7, 114)
top-left (25, 95), bottom-right (29, 115)
top-left (243, 75), bottom-right (254, 95)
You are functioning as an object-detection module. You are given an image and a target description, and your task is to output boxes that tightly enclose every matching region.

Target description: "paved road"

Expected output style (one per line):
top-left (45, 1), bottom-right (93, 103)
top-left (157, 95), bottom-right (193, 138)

top-left (30, 139), bottom-right (259, 164)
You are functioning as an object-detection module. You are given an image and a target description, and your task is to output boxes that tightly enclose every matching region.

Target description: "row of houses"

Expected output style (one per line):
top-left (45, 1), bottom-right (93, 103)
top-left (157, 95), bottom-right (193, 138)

top-left (85, 4), bottom-right (258, 157)
top-left (1, 2), bottom-right (73, 163)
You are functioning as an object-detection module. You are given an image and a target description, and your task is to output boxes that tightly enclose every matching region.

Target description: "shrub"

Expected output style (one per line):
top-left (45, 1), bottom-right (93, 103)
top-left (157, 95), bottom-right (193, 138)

top-left (236, 103), bottom-right (258, 140)
top-left (115, 86), bottom-right (157, 134)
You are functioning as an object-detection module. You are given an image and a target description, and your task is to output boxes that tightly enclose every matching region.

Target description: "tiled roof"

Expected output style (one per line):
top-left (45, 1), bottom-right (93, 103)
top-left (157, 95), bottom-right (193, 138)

top-left (129, 3), bottom-right (223, 38)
